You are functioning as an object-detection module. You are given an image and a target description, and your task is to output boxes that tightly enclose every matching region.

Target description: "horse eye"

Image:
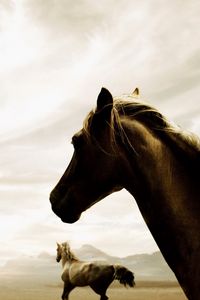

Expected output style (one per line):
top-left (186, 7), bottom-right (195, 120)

top-left (71, 135), bottom-right (83, 149)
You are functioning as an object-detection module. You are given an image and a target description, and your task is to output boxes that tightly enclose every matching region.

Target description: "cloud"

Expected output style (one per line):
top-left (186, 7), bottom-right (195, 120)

top-left (0, 0), bottom-right (200, 265)
top-left (25, 0), bottom-right (122, 37)
top-left (0, 188), bottom-right (157, 261)
top-left (1, 0), bottom-right (199, 139)
top-left (11, 190), bottom-right (158, 257)
top-left (0, 0), bottom-right (14, 30)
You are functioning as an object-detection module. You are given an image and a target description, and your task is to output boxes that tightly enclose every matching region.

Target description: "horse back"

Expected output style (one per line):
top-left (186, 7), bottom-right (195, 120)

top-left (68, 261), bottom-right (114, 286)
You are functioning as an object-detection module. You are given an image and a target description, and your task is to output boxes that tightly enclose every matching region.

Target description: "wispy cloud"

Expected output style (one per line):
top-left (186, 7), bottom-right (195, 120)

top-left (0, 0), bottom-right (200, 265)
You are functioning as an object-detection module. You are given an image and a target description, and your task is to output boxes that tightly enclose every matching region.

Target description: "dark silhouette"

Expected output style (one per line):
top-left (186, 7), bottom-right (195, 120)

top-left (50, 88), bottom-right (200, 300)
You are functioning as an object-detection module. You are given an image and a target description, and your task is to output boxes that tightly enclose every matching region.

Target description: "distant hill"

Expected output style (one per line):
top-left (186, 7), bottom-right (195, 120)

top-left (0, 244), bottom-right (176, 286)
top-left (75, 244), bottom-right (117, 262)
top-left (75, 244), bottom-right (176, 281)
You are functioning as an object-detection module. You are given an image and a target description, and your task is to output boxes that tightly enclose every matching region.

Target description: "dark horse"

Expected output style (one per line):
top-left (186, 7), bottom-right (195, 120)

top-left (50, 87), bottom-right (200, 300)
top-left (56, 242), bottom-right (135, 300)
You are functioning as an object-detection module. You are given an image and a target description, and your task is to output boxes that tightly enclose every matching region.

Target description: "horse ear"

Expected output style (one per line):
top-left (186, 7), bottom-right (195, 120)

top-left (96, 87), bottom-right (113, 113)
top-left (132, 87), bottom-right (140, 96)
top-left (56, 242), bottom-right (60, 247)
top-left (62, 242), bottom-right (67, 249)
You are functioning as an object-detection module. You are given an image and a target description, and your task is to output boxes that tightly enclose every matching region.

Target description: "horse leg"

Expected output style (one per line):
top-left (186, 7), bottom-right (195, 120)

top-left (100, 295), bottom-right (108, 300)
top-left (61, 282), bottom-right (74, 300)
top-left (90, 282), bottom-right (109, 300)
top-left (90, 267), bottom-right (115, 300)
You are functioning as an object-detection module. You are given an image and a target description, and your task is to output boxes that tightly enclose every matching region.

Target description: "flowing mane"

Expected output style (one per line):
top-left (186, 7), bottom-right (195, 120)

top-left (60, 242), bottom-right (78, 262)
top-left (83, 94), bottom-right (200, 163)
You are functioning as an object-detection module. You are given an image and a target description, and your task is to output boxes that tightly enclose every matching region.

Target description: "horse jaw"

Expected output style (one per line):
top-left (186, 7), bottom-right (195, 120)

top-left (50, 198), bottom-right (82, 223)
top-left (60, 213), bottom-right (81, 224)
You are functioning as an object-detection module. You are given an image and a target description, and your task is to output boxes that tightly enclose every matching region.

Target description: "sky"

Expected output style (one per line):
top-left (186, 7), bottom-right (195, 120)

top-left (0, 0), bottom-right (200, 265)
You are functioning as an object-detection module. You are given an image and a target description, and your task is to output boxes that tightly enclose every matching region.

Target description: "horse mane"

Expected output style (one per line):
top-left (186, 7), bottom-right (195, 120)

top-left (83, 94), bottom-right (200, 163)
top-left (62, 242), bottom-right (79, 262)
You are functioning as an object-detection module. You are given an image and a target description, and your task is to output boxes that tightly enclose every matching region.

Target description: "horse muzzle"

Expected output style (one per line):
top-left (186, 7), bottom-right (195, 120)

top-left (50, 192), bottom-right (81, 223)
top-left (60, 213), bottom-right (81, 224)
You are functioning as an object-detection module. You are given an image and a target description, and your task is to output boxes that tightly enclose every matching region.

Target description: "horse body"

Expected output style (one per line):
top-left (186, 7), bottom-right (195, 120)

top-left (50, 88), bottom-right (200, 300)
top-left (56, 242), bottom-right (135, 300)
top-left (62, 261), bottom-right (112, 286)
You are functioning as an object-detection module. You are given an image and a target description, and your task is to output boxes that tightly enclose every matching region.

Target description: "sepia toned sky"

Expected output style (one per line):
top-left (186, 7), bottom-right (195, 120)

top-left (0, 0), bottom-right (200, 265)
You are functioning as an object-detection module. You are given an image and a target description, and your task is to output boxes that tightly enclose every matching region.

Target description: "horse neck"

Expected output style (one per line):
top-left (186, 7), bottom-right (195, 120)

top-left (61, 251), bottom-right (79, 268)
top-left (120, 118), bottom-right (200, 219)
top-left (120, 118), bottom-right (200, 296)
top-left (61, 252), bottom-right (69, 268)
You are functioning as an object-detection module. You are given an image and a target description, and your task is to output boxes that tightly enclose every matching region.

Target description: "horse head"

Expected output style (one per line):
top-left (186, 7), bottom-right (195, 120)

top-left (56, 242), bottom-right (62, 262)
top-left (50, 88), bottom-right (127, 223)
top-left (56, 242), bottom-right (70, 261)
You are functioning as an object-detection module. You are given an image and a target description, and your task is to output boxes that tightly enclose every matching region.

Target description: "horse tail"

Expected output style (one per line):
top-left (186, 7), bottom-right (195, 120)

top-left (113, 265), bottom-right (135, 287)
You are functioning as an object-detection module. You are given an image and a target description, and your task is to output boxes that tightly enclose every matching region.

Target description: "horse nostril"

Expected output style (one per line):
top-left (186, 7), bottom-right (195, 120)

top-left (49, 191), bottom-right (57, 205)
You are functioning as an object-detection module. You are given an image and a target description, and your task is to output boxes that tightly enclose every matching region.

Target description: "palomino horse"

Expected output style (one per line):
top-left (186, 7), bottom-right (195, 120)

top-left (50, 88), bottom-right (200, 300)
top-left (56, 242), bottom-right (135, 300)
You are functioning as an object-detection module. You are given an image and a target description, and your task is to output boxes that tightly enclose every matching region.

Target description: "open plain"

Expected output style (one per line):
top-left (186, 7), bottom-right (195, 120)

top-left (0, 280), bottom-right (187, 300)
top-left (0, 246), bottom-right (188, 300)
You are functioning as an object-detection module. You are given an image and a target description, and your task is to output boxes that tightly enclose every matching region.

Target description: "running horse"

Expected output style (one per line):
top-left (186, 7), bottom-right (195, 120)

top-left (56, 242), bottom-right (135, 300)
top-left (50, 87), bottom-right (200, 300)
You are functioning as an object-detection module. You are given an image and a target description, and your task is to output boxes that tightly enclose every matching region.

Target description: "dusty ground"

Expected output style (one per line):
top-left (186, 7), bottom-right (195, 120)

top-left (0, 281), bottom-right (187, 300)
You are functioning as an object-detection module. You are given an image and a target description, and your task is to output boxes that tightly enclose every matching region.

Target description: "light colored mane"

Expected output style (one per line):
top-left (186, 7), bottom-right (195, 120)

top-left (83, 94), bottom-right (200, 162)
top-left (61, 242), bottom-right (78, 262)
